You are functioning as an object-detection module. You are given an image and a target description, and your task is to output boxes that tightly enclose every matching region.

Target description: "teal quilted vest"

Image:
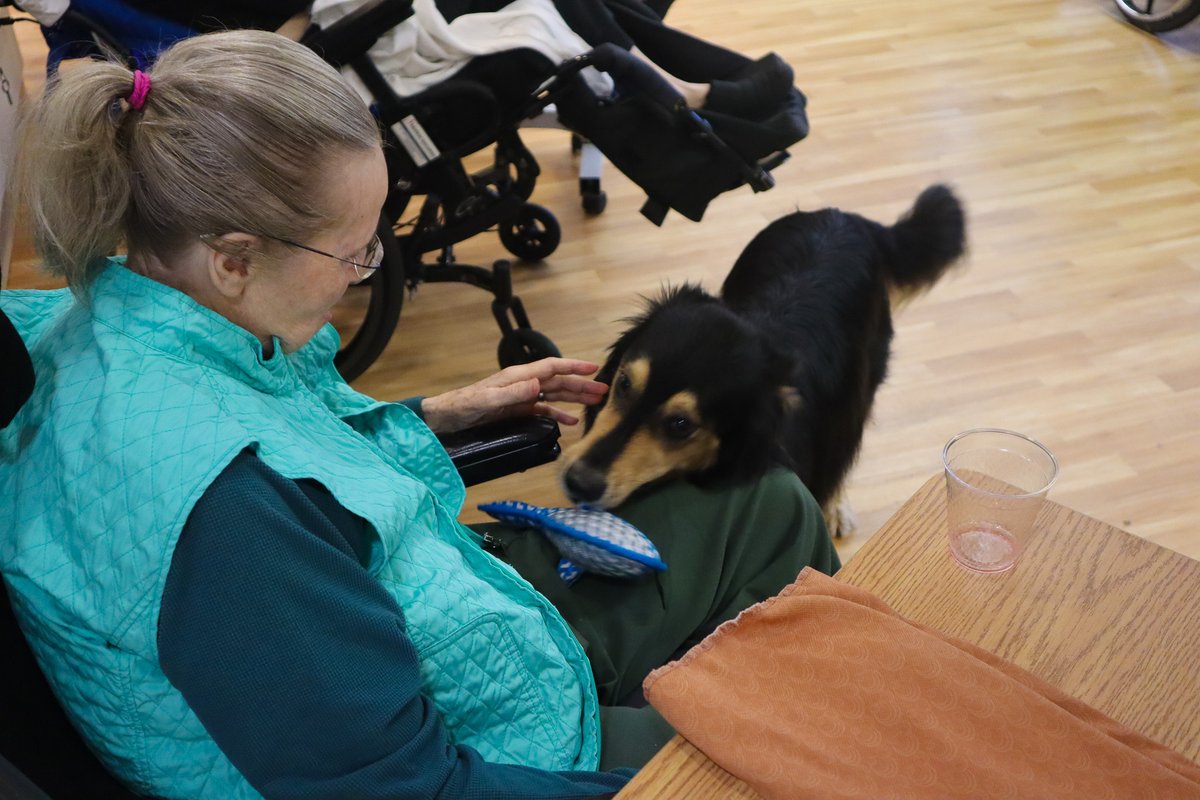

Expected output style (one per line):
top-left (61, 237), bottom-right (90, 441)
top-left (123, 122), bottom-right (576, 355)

top-left (0, 261), bottom-right (600, 799)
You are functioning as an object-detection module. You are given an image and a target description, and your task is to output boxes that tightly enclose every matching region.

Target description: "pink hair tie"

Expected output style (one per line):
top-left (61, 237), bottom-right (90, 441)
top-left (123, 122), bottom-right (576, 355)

top-left (127, 70), bottom-right (152, 111)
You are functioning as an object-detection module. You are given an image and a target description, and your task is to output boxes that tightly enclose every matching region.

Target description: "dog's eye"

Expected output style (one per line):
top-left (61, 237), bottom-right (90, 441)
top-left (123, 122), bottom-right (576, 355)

top-left (615, 372), bottom-right (632, 394)
top-left (664, 415), bottom-right (697, 441)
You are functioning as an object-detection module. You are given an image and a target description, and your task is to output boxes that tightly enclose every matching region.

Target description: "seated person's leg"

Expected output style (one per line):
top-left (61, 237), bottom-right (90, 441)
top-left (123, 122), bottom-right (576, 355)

top-left (493, 468), bottom-right (838, 706)
top-left (596, 704), bottom-right (676, 771)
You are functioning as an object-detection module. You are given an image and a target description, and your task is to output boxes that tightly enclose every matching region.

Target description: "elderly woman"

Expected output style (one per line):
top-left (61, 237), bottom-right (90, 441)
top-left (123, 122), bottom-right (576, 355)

top-left (0, 30), bottom-right (837, 800)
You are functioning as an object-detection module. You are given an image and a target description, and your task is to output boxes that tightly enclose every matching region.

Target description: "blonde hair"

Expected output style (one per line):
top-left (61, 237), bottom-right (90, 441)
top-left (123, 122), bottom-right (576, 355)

top-left (17, 29), bottom-right (381, 292)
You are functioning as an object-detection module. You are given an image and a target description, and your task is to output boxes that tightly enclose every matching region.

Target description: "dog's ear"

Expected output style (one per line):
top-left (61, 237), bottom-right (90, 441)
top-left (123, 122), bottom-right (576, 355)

top-left (765, 341), bottom-right (802, 469)
top-left (700, 398), bottom-right (785, 487)
top-left (699, 337), bottom-right (799, 483)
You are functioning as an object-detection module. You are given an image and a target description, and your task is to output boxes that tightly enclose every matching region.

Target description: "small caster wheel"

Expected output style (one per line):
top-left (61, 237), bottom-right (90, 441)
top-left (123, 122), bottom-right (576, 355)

top-left (498, 329), bottom-right (561, 368)
top-left (499, 203), bottom-right (561, 261)
top-left (582, 190), bottom-right (607, 215)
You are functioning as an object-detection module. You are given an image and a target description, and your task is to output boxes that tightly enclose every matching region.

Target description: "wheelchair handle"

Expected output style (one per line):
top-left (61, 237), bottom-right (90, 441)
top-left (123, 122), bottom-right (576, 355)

top-left (303, 0), bottom-right (415, 69)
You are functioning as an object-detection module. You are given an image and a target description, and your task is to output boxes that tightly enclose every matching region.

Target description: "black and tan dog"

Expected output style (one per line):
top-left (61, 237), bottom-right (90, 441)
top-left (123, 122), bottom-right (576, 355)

top-left (560, 185), bottom-right (966, 535)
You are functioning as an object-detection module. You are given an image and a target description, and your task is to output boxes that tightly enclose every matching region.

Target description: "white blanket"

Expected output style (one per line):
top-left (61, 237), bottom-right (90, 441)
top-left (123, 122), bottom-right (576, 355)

top-left (310, 0), bottom-right (613, 99)
top-left (18, 0), bottom-right (68, 26)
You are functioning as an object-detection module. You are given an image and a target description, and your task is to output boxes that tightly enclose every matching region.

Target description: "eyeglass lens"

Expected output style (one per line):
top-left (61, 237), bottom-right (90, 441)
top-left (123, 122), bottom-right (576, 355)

top-left (362, 235), bottom-right (383, 269)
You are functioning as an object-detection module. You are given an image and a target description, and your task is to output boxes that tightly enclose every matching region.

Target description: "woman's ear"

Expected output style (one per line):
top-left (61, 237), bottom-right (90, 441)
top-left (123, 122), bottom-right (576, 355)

top-left (203, 232), bottom-right (261, 299)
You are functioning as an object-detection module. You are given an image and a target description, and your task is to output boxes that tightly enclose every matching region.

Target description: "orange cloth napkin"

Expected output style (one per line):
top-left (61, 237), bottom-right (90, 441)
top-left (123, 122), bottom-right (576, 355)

top-left (643, 568), bottom-right (1200, 800)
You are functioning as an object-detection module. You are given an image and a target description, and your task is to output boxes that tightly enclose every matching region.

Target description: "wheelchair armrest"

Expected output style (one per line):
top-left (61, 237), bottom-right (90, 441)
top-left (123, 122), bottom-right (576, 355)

top-left (438, 416), bottom-right (561, 487)
top-left (537, 43), bottom-right (686, 118)
top-left (301, 0), bottom-right (414, 68)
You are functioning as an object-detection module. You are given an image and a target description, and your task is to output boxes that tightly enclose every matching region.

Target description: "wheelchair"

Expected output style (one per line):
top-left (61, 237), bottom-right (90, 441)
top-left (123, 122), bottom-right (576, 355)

top-left (1113, 0), bottom-right (1200, 32)
top-left (18, 0), bottom-right (809, 381)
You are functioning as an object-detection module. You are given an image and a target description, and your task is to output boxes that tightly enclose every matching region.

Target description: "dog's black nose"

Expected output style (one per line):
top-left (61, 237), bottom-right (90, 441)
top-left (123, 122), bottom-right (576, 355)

top-left (563, 463), bottom-right (607, 504)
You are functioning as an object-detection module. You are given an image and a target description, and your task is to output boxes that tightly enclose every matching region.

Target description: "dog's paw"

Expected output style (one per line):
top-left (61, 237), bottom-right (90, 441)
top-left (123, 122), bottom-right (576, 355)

top-left (824, 500), bottom-right (857, 539)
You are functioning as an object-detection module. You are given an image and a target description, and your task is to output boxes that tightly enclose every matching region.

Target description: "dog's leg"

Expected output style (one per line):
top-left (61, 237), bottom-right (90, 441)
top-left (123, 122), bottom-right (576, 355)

top-left (822, 491), bottom-right (857, 540)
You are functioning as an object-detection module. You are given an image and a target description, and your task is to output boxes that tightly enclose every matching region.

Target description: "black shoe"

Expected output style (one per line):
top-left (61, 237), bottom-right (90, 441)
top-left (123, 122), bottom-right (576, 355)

top-left (703, 52), bottom-right (794, 119)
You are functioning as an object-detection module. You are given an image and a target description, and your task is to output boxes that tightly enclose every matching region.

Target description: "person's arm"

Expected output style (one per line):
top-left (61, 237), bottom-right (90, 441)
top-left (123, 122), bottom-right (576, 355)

top-left (158, 451), bottom-right (628, 799)
top-left (417, 358), bottom-right (608, 433)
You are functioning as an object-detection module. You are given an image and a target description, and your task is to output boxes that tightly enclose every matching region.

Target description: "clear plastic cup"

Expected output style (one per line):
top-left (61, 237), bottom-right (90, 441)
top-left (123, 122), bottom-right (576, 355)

top-left (941, 428), bottom-right (1058, 573)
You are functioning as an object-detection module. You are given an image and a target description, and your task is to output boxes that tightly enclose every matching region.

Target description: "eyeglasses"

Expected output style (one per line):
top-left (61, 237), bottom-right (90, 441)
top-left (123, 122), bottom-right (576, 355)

top-left (265, 234), bottom-right (384, 281)
top-left (199, 232), bottom-right (384, 281)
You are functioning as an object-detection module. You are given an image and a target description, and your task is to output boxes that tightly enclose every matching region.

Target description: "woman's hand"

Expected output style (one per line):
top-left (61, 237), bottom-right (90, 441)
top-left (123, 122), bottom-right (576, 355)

top-left (420, 358), bottom-right (609, 434)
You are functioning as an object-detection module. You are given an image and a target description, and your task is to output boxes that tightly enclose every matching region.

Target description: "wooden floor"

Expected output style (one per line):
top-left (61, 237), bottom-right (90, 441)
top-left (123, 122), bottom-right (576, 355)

top-left (6, 1), bottom-right (1199, 563)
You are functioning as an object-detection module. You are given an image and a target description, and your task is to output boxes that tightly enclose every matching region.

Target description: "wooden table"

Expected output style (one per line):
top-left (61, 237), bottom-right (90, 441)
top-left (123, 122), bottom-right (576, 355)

top-left (616, 474), bottom-right (1200, 798)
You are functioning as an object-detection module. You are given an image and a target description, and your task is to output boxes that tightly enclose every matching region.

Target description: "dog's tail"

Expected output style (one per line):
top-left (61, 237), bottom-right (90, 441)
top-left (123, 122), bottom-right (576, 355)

top-left (874, 184), bottom-right (966, 297)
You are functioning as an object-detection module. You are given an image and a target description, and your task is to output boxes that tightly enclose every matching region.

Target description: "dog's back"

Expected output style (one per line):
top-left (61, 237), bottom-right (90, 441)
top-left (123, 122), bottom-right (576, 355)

top-left (719, 185), bottom-right (966, 508)
top-left (721, 185), bottom-right (965, 313)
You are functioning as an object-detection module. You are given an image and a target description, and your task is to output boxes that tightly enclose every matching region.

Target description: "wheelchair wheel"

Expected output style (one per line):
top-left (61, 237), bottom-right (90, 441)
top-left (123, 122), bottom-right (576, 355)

top-left (499, 204), bottom-right (560, 262)
top-left (332, 214), bottom-right (406, 382)
top-left (498, 328), bottom-right (561, 368)
top-left (1114, 0), bottom-right (1200, 31)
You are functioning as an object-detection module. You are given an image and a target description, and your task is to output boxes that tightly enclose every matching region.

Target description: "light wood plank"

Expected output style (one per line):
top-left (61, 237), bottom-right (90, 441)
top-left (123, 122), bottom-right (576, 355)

top-left (616, 737), bottom-right (762, 800)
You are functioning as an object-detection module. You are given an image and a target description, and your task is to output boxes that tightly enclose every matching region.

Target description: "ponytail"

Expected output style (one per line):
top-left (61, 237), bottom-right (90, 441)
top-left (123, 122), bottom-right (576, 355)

top-left (17, 61), bottom-right (140, 292)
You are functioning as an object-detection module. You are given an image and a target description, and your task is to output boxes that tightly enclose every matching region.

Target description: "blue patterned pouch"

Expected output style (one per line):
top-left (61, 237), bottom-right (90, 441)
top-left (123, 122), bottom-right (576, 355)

top-left (478, 501), bottom-right (668, 585)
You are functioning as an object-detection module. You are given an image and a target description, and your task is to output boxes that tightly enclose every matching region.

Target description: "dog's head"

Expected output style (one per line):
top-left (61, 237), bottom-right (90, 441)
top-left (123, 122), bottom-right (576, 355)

top-left (560, 285), bottom-right (796, 508)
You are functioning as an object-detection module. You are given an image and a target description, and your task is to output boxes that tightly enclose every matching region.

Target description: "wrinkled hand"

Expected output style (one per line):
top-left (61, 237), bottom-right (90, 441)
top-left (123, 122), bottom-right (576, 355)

top-left (421, 358), bottom-right (609, 434)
